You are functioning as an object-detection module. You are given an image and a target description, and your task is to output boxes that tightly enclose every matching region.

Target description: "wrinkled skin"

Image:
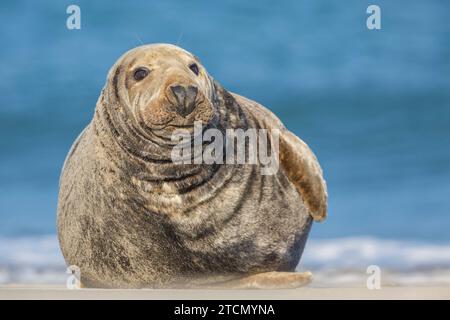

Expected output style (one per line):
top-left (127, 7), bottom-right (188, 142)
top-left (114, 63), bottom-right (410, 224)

top-left (57, 44), bottom-right (327, 288)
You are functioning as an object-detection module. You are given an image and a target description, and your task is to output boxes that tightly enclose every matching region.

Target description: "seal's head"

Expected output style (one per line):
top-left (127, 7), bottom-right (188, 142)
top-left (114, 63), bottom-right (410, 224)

top-left (106, 44), bottom-right (217, 138)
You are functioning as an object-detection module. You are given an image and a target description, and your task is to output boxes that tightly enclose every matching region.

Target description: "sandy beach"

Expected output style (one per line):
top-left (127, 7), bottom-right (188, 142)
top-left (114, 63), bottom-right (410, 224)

top-left (1, 285), bottom-right (449, 300)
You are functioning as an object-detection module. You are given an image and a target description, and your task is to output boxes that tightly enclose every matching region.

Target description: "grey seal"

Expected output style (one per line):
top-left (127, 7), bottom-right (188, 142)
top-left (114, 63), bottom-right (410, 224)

top-left (57, 44), bottom-right (327, 288)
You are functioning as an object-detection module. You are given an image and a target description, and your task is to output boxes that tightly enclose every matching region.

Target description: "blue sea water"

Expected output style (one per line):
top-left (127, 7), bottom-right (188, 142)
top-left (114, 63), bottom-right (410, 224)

top-left (0, 1), bottom-right (449, 282)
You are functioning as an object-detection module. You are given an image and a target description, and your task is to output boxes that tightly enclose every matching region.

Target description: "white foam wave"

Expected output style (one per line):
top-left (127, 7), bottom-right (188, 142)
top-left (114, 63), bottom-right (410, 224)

top-left (0, 235), bottom-right (450, 285)
top-left (0, 235), bottom-right (66, 285)
top-left (0, 235), bottom-right (64, 267)
top-left (301, 237), bottom-right (450, 270)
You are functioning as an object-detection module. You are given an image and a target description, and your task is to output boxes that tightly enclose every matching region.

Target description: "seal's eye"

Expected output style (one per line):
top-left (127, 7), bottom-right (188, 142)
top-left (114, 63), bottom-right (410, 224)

top-left (133, 67), bottom-right (149, 81)
top-left (189, 63), bottom-right (199, 76)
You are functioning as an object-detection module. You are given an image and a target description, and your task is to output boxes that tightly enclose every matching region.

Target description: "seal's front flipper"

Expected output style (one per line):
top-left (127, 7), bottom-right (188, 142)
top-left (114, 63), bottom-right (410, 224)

top-left (279, 130), bottom-right (328, 222)
top-left (201, 271), bottom-right (312, 289)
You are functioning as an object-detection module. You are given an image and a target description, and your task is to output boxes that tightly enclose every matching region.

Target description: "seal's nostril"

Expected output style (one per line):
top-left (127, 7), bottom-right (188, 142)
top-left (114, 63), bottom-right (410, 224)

top-left (186, 86), bottom-right (198, 102)
top-left (170, 85), bottom-right (198, 117)
top-left (170, 85), bottom-right (186, 106)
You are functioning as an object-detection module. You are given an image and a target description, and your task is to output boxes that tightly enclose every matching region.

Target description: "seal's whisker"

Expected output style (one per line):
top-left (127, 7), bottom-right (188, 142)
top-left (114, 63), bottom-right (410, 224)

top-left (176, 31), bottom-right (184, 46)
top-left (134, 34), bottom-right (144, 45)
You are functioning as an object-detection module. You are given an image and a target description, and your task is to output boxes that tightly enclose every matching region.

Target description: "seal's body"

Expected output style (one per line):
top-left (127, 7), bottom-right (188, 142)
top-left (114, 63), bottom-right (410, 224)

top-left (57, 44), bottom-right (327, 288)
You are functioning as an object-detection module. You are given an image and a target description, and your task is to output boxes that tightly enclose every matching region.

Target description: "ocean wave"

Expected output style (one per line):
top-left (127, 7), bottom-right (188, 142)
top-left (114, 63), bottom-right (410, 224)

top-left (301, 237), bottom-right (450, 270)
top-left (0, 235), bottom-right (64, 267)
top-left (299, 237), bottom-right (450, 286)
top-left (1, 235), bottom-right (450, 285)
top-left (0, 235), bottom-right (66, 284)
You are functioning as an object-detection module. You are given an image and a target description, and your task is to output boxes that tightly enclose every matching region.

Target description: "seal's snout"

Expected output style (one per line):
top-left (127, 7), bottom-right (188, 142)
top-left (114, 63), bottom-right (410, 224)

top-left (170, 84), bottom-right (198, 117)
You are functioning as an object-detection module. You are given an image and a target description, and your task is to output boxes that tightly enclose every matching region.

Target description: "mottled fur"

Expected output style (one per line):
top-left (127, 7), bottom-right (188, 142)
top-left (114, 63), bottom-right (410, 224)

top-left (57, 44), bottom-right (327, 288)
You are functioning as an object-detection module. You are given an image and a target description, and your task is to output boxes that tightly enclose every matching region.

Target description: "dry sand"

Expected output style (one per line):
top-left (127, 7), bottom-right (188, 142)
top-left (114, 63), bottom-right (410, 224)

top-left (1, 285), bottom-right (449, 300)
